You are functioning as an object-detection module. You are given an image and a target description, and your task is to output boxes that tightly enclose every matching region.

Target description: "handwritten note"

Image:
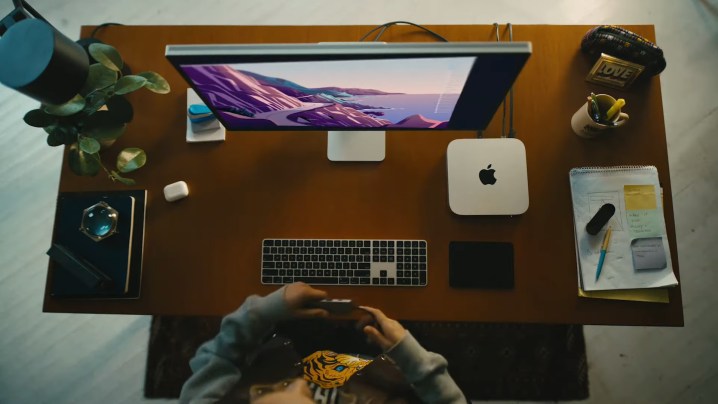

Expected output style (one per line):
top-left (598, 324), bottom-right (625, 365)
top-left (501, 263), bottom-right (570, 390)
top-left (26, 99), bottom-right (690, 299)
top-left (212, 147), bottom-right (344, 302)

top-left (624, 184), bottom-right (663, 238)
top-left (631, 237), bottom-right (667, 270)
top-left (624, 185), bottom-right (657, 210)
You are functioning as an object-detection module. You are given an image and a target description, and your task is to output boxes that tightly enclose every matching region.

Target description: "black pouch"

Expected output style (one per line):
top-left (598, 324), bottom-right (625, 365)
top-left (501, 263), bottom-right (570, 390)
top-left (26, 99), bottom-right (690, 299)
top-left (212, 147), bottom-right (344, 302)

top-left (581, 25), bottom-right (666, 76)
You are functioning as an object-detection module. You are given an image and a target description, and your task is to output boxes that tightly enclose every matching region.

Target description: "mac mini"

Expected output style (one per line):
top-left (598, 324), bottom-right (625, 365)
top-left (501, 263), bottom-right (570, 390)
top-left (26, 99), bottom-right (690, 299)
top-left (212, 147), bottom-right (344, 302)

top-left (447, 138), bottom-right (529, 215)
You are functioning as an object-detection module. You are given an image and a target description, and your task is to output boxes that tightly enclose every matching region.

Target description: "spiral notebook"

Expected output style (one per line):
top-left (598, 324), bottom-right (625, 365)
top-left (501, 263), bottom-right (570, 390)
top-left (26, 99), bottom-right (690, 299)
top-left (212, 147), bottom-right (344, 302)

top-left (569, 166), bottom-right (678, 294)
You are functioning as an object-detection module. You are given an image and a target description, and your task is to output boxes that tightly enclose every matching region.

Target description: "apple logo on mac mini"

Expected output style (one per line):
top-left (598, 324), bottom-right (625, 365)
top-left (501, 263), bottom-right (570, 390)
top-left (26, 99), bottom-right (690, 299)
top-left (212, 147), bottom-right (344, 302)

top-left (479, 164), bottom-right (497, 185)
top-left (446, 138), bottom-right (529, 216)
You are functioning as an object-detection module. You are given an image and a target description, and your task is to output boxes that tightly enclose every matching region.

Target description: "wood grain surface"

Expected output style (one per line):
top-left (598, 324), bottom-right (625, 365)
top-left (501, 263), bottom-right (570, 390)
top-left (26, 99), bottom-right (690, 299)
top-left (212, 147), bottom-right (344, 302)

top-left (43, 25), bottom-right (683, 326)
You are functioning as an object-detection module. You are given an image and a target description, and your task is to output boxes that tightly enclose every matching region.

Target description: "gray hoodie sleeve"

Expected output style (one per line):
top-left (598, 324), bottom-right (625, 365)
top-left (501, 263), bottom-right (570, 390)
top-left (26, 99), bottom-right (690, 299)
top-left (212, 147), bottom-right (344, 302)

top-left (387, 331), bottom-right (466, 403)
top-left (179, 286), bottom-right (290, 404)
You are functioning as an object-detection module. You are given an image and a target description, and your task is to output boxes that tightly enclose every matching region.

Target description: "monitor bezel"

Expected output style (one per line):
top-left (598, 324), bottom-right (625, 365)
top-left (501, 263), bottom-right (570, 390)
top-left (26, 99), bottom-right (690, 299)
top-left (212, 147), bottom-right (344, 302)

top-left (165, 42), bottom-right (532, 131)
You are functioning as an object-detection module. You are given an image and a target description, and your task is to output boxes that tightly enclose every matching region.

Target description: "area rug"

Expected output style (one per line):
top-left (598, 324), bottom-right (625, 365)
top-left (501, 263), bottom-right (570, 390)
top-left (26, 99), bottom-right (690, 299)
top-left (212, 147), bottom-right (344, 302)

top-left (145, 316), bottom-right (588, 401)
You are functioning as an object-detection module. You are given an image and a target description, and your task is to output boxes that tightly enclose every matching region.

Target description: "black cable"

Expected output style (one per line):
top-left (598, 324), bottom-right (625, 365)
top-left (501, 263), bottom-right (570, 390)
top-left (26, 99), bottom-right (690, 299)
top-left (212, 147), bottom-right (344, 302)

top-left (495, 23), bottom-right (507, 138)
top-left (507, 23), bottom-right (516, 138)
top-left (359, 21), bottom-right (448, 42)
top-left (89, 22), bottom-right (123, 39)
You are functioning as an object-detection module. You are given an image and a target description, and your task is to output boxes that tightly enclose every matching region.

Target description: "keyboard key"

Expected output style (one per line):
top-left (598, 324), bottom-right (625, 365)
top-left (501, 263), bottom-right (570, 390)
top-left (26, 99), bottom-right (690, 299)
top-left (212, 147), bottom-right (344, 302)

top-left (412, 278), bottom-right (419, 285)
top-left (372, 278), bottom-right (380, 284)
top-left (380, 278), bottom-right (387, 285)
top-left (351, 263), bottom-right (358, 269)
top-left (312, 240), bottom-right (318, 247)
top-left (319, 240), bottom-right (326, 247)
top-left (289, 240), bottom-right (296, 246)
top-left (380, 248), bottom-right (387, 255)
top-left (388, 241), bottom-right (394, 247)
top-left (283, 276), bottom-right (293, 283)
top-left (388, 256), bottom-right (395, 263)
top-left (360, 248), bottom-right (371, 254)
top-left (349, 240), bottom-right (355, 247)
top-left (419, 241), bottom-right (426, 248)
top-left (358, 263), bottom-right (371, 270)
top-left (262, 269), bottom-right (278, 276)
top-left (380, 241), bottom-right (387, 247)
top-left (360, 278), bottom-right (370, 284)
top-left (350, 278), bottom-right (359, 284)
top-left (282, 240), bottom-right (289, 246)
top-left (420, 273), bottom-right (427, 284)
top-left (380, 270), bottom-right (387, 277)
top-left (397, 270), bottom-right (403, 277)
top-left (420, 264), bottom-right (427, 270)
top-left (339, 277), bottom-right (350, 284)
top-left (388, 278), bottom-right (395, 285)
top-left (343, 263), bottom-right (350, 269)
top-left (264, 240), bottom-right (273, 246)
top-left (372, 256), bottom-right (380, 262)
top-left (397, 264), bottom-right (403, 270)
top-left (341, 241), bottom-right (348, 247)
top-left (339, 270), bottom-right (346, 277)
top-left (397, 241), bottom-right (403, 247)
top-left (309, 270), bottom-right (316, 276)
top-left (294, 277), bottom-right (338, 284)
top-left (412, 241), bottom-right (418, 247)
top-left (397, 278), bottom-right (410, 285)
top-left (355, 270), bottom-right (370, 277)
top-left (380, 256), bottom-right (387, 262)
top-left (262, 276), bottom-right (273, 283)
top-left (263, 262), bottom-right (275, 268)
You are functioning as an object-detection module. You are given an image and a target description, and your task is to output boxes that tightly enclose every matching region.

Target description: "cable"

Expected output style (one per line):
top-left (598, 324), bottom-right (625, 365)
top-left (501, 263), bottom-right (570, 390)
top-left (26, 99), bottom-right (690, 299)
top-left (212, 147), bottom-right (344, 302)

top-left (507, 23), bottom-right (516, 138)
top-left (90, 22), bottom-right (123, 39)
top-left (495, 23), bottom-right (507, 138)
top-left (494, 23), bottom-right (517, 139)
top-left (359, 21), bottom-right (448, 42)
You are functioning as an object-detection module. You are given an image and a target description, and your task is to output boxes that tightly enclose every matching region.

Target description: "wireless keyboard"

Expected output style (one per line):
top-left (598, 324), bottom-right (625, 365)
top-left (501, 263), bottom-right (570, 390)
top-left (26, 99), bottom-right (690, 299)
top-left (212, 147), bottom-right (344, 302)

top-left (261, 239), bottom-right (427, 286)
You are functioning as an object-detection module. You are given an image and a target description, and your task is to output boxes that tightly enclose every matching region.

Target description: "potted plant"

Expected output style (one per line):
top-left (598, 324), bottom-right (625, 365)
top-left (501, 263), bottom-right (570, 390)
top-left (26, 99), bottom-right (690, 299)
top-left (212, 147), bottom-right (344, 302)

top-left (22, 43), bottom-right (170, 185)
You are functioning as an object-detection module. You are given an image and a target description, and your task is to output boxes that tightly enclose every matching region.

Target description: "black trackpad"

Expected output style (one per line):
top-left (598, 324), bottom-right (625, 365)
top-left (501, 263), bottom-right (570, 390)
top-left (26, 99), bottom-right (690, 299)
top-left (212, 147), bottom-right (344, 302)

top-left (449, 242), bottom-right (514, 289)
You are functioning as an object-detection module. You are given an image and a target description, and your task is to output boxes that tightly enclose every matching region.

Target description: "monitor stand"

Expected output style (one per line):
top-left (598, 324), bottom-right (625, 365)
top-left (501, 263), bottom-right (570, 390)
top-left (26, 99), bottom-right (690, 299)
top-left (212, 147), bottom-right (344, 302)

top-left (327, 131), bottom-right (385, 162)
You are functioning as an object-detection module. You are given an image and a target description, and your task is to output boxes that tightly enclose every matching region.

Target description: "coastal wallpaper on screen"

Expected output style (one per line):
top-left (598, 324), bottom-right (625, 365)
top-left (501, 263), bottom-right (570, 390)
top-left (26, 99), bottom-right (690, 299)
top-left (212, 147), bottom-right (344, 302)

top-left (181, 57), bottom-right (475, 129)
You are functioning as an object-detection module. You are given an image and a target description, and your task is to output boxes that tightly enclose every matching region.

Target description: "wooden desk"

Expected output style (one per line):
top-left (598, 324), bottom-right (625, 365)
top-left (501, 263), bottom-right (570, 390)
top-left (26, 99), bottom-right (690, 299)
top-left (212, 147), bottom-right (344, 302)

top-left (43, 25), bottom-right (683, 326)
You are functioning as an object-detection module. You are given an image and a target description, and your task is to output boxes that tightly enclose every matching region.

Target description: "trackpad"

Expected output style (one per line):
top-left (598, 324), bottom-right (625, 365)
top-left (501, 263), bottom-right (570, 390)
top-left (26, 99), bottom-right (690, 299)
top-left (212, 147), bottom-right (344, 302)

top-left (449, 242), bottom-right (514, 289)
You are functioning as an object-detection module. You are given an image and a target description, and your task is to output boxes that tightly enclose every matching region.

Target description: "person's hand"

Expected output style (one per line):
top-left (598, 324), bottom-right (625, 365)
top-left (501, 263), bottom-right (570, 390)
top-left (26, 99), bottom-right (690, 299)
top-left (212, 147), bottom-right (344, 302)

top-left (283, 282), bottom-right (329, 318)
top-left (358, 306), bottom-right (407, 351)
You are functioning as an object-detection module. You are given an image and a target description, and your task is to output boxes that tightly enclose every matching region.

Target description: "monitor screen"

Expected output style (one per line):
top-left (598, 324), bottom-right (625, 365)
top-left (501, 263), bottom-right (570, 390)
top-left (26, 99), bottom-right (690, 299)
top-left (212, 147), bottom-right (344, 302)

top-left (166, 43), bottom-right (532, 131)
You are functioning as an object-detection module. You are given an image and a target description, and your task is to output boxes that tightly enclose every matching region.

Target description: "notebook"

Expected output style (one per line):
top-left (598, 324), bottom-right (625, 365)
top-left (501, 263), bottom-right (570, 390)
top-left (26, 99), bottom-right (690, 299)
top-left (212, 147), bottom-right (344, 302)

top-left (569, 166), bottom-right (678, 293)
top-left (49, 190), bottom-right (147, 298)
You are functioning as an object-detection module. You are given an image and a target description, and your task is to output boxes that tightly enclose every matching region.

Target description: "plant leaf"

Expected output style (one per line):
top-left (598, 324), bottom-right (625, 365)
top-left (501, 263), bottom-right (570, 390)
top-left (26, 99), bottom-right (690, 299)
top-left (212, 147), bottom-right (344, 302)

top-left (80, 63), bottom-right (118, 96)
top-left (83, 109), bottom-right (124, 129)
top-left (46, 131), bottom-right (64, 147)
top-left (110, 170), bottom-right (136, 185)
top-left (105, 96), bottom-right (134, 123)
top-left (43, 94), bottom-right (86, 116)
top-left (88, 43), bottom-right (123, 72)
top-left (116, 147), bottom-right (146, 173)
top-left (24, 109), bottom-right (57, 127)
top-left (137, 71), bottom-right (171, 94)
top-left (114, 75), bottom-right (147, 95)
top-left (79, 136), bottom-right (101, 154)
top-left (68, 145), bottom-right (100, 176)
top-left (44, 125), bottom-right (78, 146)
top-left (88, 123), bottom-right (127, 142)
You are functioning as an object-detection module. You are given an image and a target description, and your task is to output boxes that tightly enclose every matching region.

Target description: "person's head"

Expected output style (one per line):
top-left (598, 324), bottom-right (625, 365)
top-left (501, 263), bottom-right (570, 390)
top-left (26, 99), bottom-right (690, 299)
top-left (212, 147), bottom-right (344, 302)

top-left (250, 378), bottom-right (313, 404)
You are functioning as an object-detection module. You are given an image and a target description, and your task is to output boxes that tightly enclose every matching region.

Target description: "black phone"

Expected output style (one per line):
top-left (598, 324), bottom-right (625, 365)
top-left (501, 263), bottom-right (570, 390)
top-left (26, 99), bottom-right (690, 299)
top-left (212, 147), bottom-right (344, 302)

top-left (449, 241), bottom-right (514, 289)
top-left (310, 299), bottom-right (356, 315)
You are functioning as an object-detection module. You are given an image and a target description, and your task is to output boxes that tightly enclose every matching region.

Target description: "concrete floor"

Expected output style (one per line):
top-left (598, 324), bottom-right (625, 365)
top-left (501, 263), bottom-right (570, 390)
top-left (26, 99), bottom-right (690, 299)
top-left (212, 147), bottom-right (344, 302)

top-left (1, 1), bottom-right (716, 403)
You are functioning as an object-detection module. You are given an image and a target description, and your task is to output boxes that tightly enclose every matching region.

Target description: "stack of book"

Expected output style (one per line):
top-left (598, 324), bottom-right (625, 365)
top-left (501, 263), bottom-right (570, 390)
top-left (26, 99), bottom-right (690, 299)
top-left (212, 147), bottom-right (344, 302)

top-left (48, 190), bottom-right (147, 299)
top-left (569, 166), bottom-right (678, 303)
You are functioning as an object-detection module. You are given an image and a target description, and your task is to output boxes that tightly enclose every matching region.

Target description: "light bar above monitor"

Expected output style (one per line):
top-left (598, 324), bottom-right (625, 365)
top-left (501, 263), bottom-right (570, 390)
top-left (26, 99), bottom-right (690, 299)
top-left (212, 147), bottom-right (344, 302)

top-left (166, 42), bottom-right (531, 131)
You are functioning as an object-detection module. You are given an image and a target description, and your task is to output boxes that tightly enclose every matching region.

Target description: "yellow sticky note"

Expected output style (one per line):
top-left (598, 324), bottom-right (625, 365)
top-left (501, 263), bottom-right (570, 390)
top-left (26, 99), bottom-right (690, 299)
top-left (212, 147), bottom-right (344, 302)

top-left (624, 185), bottom-right (657, 210)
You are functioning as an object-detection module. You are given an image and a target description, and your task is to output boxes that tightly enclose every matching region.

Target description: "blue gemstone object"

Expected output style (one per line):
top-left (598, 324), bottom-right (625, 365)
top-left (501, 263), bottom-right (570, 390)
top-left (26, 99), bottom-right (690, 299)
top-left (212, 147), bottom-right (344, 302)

top-left (80, 201), bottom-right (118, 242)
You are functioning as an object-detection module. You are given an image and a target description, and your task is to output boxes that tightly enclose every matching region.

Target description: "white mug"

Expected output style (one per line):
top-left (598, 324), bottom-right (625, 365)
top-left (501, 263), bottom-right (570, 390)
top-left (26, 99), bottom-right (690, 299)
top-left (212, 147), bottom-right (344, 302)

top-left (571, 94), bottom-right (629, 138)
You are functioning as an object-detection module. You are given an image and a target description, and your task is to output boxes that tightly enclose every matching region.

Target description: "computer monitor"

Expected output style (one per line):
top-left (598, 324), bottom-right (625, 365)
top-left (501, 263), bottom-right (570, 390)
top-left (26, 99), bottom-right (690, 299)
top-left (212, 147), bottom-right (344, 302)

top-left (165, 42), bottom-right (531, 161)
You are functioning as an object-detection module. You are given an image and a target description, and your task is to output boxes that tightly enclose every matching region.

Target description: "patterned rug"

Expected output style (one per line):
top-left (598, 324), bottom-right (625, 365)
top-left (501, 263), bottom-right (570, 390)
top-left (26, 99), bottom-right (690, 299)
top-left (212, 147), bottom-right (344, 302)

top-left (144, 316), bottom-right (588, 401)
